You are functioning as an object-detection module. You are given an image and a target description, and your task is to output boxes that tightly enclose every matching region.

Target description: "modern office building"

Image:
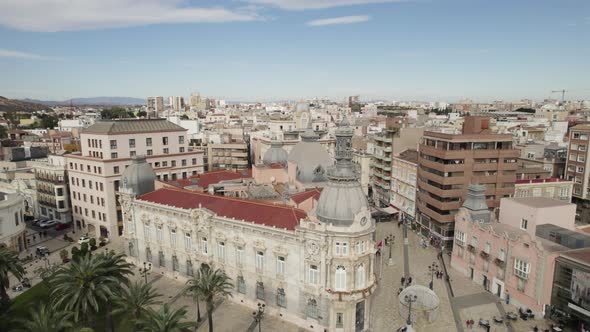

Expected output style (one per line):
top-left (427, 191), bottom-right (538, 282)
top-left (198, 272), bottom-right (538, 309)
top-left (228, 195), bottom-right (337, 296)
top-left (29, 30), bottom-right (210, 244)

top-left (551, 248), bottom-right (590, 330)
top-left (416, 116), bottom-right (518, 249)
top-left (66, 119), bottom-right (204, 239)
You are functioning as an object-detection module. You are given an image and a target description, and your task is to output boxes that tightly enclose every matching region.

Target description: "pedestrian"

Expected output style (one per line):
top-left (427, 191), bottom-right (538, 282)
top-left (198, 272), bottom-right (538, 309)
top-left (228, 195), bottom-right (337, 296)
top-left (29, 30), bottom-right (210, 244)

top-left (408, 277), bottom-right (413, 285)
top-left (469, 319), bottom-right (474, 329)
top-left (401, 277), bottom-right (405, 285)
top-left (466, 320), bottom-right (470, 329)
top-left (32, 235), bottom-right (36, 242)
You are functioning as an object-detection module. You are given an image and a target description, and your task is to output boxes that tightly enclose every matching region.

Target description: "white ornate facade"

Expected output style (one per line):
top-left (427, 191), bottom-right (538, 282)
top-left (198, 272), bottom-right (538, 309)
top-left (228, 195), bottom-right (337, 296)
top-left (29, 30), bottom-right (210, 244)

top-left (120, 116), bottom-right (377, 332)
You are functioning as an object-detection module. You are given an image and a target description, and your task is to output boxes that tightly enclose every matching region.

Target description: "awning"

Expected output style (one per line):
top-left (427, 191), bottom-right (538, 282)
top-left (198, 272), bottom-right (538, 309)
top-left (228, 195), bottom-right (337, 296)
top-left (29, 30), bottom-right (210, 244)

top-left (376, 205), bottom-right (399, 215)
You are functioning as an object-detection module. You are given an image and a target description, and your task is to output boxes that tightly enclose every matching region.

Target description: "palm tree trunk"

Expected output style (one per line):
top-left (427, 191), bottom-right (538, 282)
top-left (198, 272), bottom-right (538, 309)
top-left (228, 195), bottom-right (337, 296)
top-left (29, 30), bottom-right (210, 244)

top-left (0, 286), bottom-right (10, 309)
top-left (106, 302), bottom-right (115, 332)
top-left (207, 298), bottom-right (214, 332)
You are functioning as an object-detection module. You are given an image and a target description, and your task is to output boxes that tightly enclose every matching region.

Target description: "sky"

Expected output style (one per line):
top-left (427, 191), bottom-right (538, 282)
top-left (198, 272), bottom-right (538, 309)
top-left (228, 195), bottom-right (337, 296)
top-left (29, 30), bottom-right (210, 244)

top-left (0, 0), bottom-right (589, 102)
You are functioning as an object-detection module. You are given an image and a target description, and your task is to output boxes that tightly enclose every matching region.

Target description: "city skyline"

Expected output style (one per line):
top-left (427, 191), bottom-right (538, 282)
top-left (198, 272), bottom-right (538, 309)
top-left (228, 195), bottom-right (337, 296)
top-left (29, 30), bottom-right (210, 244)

top-left (0, 0), bottom-right (589, 101)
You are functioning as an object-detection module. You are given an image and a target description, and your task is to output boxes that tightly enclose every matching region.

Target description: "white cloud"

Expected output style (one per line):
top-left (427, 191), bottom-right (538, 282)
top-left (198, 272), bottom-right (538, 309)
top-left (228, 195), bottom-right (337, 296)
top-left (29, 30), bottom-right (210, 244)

top-left (0, 49), bottom-right (58, 60)
top-left (0, 0), bottom-right (258, 32)
top-left (244, 0), bottom-right (402, 10)
top-left (306, 15), bottom-right (370, 26)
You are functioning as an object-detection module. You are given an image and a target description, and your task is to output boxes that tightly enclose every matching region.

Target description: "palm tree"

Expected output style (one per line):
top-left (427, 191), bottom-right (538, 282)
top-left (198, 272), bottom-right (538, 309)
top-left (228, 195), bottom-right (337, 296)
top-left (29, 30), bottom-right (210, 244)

top-left (16, 302), bottom-right (73, 332)
top-left (112, 280), bottom-right (161, 331)
top-left (137, 304), bottom-right (194, 332)
top-left (50, 252), bottom-right (132, 330)
top-left (185, 264), bottom-right (233, 332)
top-left (0, 247), bottom-right (25, 307)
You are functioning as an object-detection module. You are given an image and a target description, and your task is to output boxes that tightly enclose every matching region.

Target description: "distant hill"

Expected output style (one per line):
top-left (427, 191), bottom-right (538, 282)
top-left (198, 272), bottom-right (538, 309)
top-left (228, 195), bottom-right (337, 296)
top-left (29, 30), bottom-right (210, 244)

top-left (0, 96), bottom-right (49, 112)
top-left (21, 96), bottom-right (145, 106)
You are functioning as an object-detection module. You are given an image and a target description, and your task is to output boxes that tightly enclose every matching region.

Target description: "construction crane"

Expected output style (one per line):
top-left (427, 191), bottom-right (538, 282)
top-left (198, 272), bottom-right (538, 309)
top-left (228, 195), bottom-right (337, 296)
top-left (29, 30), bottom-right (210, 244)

top-left (551, 89), bottom-right (566, 104)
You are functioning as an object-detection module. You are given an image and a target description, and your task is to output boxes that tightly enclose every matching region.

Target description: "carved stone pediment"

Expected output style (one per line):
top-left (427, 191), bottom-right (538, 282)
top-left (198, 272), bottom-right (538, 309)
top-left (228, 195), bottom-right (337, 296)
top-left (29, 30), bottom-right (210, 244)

top-left (273, 245), bottom-right (288, 257)
top-left (253, 239), bottom-right (266, 251)
top-left (232, 235), bottom-right (245, 246)
top-left (215, 231), bottom-right (227, 241)
top-left (141, 214), bottom-right (150, 224)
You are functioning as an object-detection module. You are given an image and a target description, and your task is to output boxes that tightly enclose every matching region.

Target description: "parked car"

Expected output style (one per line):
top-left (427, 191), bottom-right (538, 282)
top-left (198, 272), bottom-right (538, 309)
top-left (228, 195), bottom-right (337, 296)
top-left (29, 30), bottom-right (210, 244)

top-left (39, 220), bottom-right (59, 229)
top-left (55, 222), bottom-right (72, 231)
top-left (21, 277), bottom-right (31, 288)
top-left (78, 236), bottom-right (91, 245)
top-left (12, 285), bottom-right (23, 292)
top-left (36, 246), bottom-right (50, 257)
top-left (32, 218), bottom-right (47, 227)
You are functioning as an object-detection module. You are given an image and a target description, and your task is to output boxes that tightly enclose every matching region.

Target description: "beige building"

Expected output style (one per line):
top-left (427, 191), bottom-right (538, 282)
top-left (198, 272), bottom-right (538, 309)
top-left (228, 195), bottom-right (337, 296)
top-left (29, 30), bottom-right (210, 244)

top-left (207, 142), bottom-right (249, 171)
top-left (514, 178), bottom-right (573, 202)
top-left (0, 193), bottom-right (26, 252)
top-left (35, 154), bottom-right (71, 223)
top-left (391, 149), bottom-right (418, 221)
top-left (371, 117), bottom-right (423, 208)
top-left (565, 124), bottom-right (590, 224)
top-left (147, 96), bottom-right (164, 114)
top-left (66, 119), bottom-right (204, 239)
top-left (352, 151), bottom-right (372, 196)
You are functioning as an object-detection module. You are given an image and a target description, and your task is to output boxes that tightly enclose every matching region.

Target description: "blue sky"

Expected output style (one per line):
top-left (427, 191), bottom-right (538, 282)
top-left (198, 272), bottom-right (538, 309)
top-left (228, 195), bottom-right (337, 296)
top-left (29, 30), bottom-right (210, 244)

top-left (0, 0), bottom-right (589, 102)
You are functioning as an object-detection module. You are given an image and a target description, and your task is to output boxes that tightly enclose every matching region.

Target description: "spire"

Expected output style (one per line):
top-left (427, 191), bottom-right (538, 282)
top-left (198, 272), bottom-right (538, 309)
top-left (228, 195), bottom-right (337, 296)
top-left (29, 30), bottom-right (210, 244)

top-left (327, 113), bottom-right (356, 181)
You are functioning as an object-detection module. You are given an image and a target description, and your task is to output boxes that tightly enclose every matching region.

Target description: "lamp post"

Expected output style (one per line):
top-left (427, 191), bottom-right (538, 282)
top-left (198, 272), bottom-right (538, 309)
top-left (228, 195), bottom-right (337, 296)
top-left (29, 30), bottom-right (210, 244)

top-left (428, 262), bottom-right (439, 290)
top-left (385, 234), bottom-right (395, 266)
top-left (140, 262), bottom-right (152, 284)
top-left (252, 302), bottom-right (265, 332)
top-left (404, 293), bottom-right (418, 326)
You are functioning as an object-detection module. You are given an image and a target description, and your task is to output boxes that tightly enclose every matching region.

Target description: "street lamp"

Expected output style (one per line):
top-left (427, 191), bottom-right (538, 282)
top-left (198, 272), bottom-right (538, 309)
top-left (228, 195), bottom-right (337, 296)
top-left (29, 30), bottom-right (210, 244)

top-left (428, 262), bottom-right (439, 290)
top-left (385, 234), bottom-right (395, 266)
top-left (252, 302), bottom-right (265, 332)
top-left (404, 293), bottom-right (418, 326)
top-left (139, 262), bottom-right (152, 283)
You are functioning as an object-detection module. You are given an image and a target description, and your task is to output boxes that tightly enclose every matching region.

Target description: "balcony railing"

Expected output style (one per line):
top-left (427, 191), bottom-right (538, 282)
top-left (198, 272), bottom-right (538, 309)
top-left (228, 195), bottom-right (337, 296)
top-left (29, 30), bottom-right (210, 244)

top-left (494, 257), bottom-right (506, 267)
top-left (467, 244), bottom-right (476, 252)
top-left (480, 250), bottom-right (490, 260)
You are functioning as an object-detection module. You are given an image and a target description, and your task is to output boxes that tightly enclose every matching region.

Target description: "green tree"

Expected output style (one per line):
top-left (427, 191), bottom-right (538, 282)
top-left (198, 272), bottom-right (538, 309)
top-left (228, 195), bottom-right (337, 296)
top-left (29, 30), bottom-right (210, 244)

top-left (113, 281), bottom-right (161, 331)
top-left (0, 125), bottom-right (7, 139)
top-left (180, 114), bottom-right (189, 120)
top-left (137, 111), bottom-right (147, 118)
top-left (50, 253), bottom-right (132, 329)
top-left (4, 111), bottom-right (18, 128)
top-left (38, 114), bottom-right (59, 129)
top-left (0, 247), bottom-right (25, 307)
top-left (101, 107), bottom-right (132, 119)
top-left (16, 302), bottom-right (73, 332)
top-left (184, 264), bottom-right (233, 332)
top-left (137, 304), bottom-right (193, 332)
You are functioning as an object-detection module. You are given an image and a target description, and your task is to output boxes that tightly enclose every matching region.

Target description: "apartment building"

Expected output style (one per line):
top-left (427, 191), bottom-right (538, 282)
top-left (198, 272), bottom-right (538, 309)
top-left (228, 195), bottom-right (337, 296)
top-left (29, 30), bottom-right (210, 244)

top-left (416, 116), bottom-right (518, 249)
top-left (147, 96), bottom-right (164, 114)
top-left (565, 125), bottom-right (590, 224)
top-left (66, 119), bottom-right (204, 239)
top-left (34, 154), bottom-right (71, 223)
top-left (390, 149), bottom-right (418, 221)
top-left (514, 178), bottom-right (573, 202)
top-left (207, 142), bottom-right (249, 171)
top-left (371, 117), bottom-right (423, 208)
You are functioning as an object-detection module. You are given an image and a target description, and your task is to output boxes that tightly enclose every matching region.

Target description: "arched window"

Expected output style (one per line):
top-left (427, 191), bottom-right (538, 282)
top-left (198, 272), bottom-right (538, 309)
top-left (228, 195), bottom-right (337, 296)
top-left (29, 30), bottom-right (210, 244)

top-left (335, 266), bottom-right (346, 291)
top-left (355, 264), bottom-right (365, 289)
top-left (128, 242), bottom-right (135, 257)
top-left (307, 298), bottom-right (318, 319)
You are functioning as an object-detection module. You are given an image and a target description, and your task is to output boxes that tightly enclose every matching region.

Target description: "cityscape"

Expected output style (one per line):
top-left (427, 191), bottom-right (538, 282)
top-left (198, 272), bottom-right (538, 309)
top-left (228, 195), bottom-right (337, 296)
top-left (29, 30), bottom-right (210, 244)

top-left (1, 1), bottom-right (590, 332)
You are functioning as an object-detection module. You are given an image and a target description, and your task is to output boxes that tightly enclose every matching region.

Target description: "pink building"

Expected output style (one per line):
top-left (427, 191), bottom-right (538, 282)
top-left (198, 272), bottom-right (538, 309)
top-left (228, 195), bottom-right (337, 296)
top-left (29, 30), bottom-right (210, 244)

top-left (451, 185), bottom-right (572, 316)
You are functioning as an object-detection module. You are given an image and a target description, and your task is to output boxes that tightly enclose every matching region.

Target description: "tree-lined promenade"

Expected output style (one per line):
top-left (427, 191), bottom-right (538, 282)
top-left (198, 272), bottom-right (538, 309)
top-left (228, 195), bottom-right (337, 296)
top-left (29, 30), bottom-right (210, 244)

top-left (0, 246), bottom-right (233, 332)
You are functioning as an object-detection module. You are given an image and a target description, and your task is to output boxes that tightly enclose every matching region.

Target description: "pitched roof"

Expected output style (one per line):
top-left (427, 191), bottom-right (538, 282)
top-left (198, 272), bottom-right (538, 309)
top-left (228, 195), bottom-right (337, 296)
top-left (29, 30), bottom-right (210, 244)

top-left (137, 187), bottom-right (306, 230)
top-left (291, 188), bottom-right (322, 204)
top-left (83, 119), bottom-right (185, 135)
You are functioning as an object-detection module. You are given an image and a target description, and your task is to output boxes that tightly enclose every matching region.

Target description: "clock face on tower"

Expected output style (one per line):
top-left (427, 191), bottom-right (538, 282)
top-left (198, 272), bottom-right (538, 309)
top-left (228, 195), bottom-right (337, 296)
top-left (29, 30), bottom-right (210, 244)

top-left (360, 217), bottom-right (367, 226)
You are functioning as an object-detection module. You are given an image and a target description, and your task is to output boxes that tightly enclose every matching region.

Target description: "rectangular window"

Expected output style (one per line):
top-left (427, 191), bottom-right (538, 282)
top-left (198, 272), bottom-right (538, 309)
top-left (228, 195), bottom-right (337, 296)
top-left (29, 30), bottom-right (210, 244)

top-left (170, 229), bottom-right (176, 247)
top-left (156, 226), bottom-right (163, 242)
top-left (455, 232), bottom-right (466, 246)
top-left (520, 218), bottom-right (528, 230)
top-left (146, 138), bottom-right (152, 146)
top-left (147, 149), bottom-right (153, 156)
top-left (162, 137), bottom-right (169, 145)
top-left (514, 259), bottom-right (530, 279)
top-left (114, 166), bottom-right (120, 174)
top-left (179, 147), bottom-right (185, 153)
top-left (276, 288), bottom-right (286, 308)
top-left (192, 158), bottom-right (197, 165)
top-left (256, 282), bottom-right (265, 300)
top-left (336, 313), bottom-right (344, 328)
top-left (237, 276), bottom-right (246, 294)
top-left (276, 256), bottom-right (285, 276)
top-left (130, 151), bottom-right (136, 157)
top-left (217, 241), bottom-right (225, 262)
top-left (171, 160), bottom-right (176, 167)
top-left (163, 148), bottom-right (169, 154)
top-left (179, 136), bottom-right (184, 144)
top-left (236, 246), bottom-right (244, 267)
top-left (181, 159), bottom-right (187, 166)
top-left (129, 139), bottom-right (135, 148)
top-left (144, 224), bottom-right (150, 240)
top-left (201, 237), bottom-right (208, 254)
top-left (184, 233), bottom-right (192, 251)
top-left (110, 140), bottom-right (117, 149)
top-left (309, 265), bottom-right (319, 285)
top-left (256, 251), bottom-right (264, 272)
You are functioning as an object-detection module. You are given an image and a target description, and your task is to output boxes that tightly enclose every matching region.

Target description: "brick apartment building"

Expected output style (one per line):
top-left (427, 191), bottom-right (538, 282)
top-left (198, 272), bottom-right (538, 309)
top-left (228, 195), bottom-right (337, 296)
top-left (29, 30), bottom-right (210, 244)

top-left (416, 116), bottom-right (519, 249)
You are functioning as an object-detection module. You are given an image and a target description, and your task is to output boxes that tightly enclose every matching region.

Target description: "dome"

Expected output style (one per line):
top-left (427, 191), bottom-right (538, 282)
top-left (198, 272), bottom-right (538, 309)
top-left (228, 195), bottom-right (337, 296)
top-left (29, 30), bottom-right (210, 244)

top-left (263, 141), bottom-right (288, 166)
top-left (288, 141), bottom-right (332, 183)
top-left (121, 156), bottom-right (157, 196)
top-left (316, 181), bottom-right (368, 226)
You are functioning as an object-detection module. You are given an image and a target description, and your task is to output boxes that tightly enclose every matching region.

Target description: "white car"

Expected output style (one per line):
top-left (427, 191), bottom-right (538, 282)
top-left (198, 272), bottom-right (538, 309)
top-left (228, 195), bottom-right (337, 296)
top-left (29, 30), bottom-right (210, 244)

top-left (39, 220), bottom-right (59, 229)
top-left (78, 236), bottom-right (91, 245)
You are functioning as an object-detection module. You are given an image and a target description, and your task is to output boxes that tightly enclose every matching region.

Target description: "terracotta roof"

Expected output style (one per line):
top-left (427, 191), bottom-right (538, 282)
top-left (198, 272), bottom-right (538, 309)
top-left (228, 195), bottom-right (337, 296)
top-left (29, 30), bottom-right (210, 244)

top-left (137, 188), bottom-right (306, 230)
top-left (166, 170), bottom-right (252, 190)
top-left (291, 188), bottom-right (322, 204)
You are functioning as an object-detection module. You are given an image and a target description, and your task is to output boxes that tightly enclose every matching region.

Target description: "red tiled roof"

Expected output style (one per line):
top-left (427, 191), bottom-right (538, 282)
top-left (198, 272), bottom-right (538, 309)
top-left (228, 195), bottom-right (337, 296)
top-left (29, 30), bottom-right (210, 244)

top-left (291, 188), bottom-right (322, 204)
top-left (137, 188), bottom-right (306, 230)
top-left (166, 170), bottom-right (252, 190)
top-left (515, 178), bottom-right (571, 184)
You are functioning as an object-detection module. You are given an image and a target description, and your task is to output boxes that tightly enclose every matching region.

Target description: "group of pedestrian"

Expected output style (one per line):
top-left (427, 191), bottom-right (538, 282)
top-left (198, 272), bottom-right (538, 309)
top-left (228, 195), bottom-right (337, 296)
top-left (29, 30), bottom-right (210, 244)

top-left (25, 230), bottom-right (48, 245)
top-left (435, 270), bottom-right (444, 279)
top-left (465, 319), bottom-right (475, 329)
top-left (401, 276), bottom-right (413, 287)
